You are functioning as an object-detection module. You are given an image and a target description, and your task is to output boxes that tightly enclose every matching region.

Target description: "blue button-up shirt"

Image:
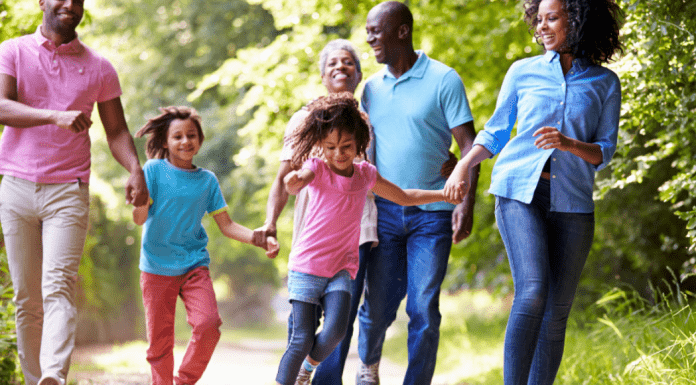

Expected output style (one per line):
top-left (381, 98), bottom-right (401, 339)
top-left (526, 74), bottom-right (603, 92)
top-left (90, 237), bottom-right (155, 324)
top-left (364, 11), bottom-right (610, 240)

top-left (474, 51), bottom-right (621, 213)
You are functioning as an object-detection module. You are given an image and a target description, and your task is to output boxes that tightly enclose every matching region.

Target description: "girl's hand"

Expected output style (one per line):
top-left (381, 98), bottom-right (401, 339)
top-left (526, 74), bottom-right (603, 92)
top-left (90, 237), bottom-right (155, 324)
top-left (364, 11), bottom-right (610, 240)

top-left (283, 170), bottom-right (304, 194)
top-left (533, 126), bottom-right (572, 151)
top-left (265, 236), bottom-right (279, 259)
top-left (444, 163), bottom-right (470, 204)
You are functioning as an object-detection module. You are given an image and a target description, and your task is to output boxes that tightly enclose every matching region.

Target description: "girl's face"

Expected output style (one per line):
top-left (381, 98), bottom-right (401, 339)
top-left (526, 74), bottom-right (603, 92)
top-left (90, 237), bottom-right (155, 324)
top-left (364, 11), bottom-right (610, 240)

top-left (322, 49), bottom-right (362, 95)
top-left (164, 118), bottom-right (201, 169)
top-left (536, 0), bottom-right (569, 52)
top-left (321, 128), bottom-right (357, 177)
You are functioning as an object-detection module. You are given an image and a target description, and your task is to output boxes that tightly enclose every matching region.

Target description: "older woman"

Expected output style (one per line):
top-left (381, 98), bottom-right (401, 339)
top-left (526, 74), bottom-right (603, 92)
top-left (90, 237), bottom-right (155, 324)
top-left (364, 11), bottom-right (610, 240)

top-left (254, 39), bottom-right (376, 385)
top-left (445, 0), bottom-right (623, 383)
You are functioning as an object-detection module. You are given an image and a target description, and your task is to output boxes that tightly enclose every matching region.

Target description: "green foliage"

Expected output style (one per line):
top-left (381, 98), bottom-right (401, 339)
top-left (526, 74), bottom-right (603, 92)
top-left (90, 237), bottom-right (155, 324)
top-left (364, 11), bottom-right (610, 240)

top-left (600, 0), bottom-right (696, 252)
top-left (190, 0), bottom-right (534, 288)
top-left (0, 0), bottom-right (42, 42)
top-left (559, 281), bottom-right (696, 384)
top-left (0, 247), bottom-right (22, 384)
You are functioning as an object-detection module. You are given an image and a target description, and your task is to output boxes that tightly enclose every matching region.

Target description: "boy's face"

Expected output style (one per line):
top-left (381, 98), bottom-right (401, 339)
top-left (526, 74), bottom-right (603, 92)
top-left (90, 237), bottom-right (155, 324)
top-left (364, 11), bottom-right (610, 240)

top-left (164, 119), bottom-right (201, 169)
top-left (321, 129), bottom-right (357, 177)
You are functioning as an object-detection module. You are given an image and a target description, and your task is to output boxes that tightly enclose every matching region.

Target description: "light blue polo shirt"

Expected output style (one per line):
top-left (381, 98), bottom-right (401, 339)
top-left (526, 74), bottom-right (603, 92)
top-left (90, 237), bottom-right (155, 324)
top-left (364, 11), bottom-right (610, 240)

top-left (361, 51), bottom-right (473, 211)
top-left (139, 159), bottom-right (228, 276)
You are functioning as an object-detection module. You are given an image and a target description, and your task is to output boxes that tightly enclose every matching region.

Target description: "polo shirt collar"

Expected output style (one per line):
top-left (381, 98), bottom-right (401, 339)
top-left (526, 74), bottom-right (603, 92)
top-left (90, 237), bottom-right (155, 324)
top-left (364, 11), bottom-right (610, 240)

top-left (33, 26), bottom-right (84, 54)
top-left (383, 50), bottom-right (429, 81)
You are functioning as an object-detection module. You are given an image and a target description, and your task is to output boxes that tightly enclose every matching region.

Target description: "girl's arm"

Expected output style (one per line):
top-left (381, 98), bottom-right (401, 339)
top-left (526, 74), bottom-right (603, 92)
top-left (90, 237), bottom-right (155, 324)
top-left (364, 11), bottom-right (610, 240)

top-left (444, 144), bottom-right (493, 204)
top-left (283, 168), bottom-right (315, 195)
top-left (371, 172), bottom-right (446, 206)
top-left (132, 201), bottom-right (150, 226)
top-left (213, 211), bottom-right (279, 258)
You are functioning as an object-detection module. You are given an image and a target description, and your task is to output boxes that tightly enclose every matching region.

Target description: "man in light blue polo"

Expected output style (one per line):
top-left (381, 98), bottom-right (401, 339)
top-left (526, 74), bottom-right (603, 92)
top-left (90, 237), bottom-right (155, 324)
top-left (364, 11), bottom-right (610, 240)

top-left (356, 2), bottom-right (479, 385)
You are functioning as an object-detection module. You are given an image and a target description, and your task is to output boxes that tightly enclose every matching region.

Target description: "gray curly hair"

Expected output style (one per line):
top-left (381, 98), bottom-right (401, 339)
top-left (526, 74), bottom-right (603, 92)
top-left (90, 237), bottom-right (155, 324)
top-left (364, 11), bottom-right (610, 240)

top-left (319, 39), bottom-right (362, 77)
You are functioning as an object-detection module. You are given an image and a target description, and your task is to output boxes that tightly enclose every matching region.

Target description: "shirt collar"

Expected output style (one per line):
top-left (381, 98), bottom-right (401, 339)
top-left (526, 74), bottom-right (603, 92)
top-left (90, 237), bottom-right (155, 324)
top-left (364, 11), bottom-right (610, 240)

top-left (544, 50), bottom-right (592, 71)
top-left (382, 50), bottom-right (429, 81)
top-left (33, 26), bottom-right (84, 54)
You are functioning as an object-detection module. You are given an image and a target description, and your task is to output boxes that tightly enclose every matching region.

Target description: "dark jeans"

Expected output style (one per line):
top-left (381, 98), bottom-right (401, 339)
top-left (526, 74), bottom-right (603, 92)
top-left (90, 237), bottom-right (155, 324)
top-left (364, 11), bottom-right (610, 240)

top-left (358, 197), bottom-right (453, 385)
top-left (276, 291), bottom-right (351, 385)
top-left (496, 178), bottom-right (594, 385)
top-left (312, 243), bottom-right (371, 384)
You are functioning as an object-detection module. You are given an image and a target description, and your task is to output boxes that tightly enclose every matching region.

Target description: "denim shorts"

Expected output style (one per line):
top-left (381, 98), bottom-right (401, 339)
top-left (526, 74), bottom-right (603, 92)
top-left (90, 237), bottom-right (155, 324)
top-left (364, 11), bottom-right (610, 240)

top-left (287, 270), bottom-right (353, 305)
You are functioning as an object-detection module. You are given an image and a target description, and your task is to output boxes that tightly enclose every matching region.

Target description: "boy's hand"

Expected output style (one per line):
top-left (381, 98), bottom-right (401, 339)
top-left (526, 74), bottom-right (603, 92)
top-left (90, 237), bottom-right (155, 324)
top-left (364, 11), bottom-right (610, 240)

top-left (265, 236), bottom-right (279, 259)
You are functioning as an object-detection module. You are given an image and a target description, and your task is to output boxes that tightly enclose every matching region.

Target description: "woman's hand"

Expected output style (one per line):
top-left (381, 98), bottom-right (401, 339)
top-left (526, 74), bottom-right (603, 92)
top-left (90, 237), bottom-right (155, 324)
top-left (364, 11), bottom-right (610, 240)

top-left (533, 126), bottom-right (604, 165)
top-left (533, 126), bottom-right (572, 151)
top-left (444, 163), bottom-right (470, 204)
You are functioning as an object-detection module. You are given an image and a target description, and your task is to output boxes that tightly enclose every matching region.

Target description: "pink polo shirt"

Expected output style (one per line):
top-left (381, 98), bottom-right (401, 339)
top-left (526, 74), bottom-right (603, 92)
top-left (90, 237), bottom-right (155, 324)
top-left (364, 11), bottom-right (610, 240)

top-left (0, 27), bottom-right (122, 183)
top-left (288, 158), bottom-right (377, 279)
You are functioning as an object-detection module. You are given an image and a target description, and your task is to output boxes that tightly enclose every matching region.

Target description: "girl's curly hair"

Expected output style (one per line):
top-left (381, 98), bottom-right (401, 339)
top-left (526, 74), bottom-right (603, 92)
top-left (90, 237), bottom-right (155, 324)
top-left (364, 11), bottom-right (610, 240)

top-left (524, 0), bottom-right (624, 65)
top-left (289, 92), bottom-right (371, 169)
top-left (134, 106), bottom-right (204, 160)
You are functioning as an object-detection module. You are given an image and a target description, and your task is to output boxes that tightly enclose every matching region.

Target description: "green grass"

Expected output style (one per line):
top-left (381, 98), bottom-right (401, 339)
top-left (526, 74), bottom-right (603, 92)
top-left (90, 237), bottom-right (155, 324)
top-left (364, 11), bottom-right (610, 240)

top-left (424, 283), bottom-right (696, 385)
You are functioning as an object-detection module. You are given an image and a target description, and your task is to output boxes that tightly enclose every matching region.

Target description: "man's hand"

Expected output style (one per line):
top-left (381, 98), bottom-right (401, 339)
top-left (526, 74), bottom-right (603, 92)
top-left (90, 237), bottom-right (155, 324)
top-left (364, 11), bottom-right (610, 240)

top-left (252, 223), bottom-right (277, 251)
top-left (54, 110), bottom-right (92, 133)
top-left (451, 201), bottom-right (474, 243)
top-left (126, 168), bottom-right (148, 206)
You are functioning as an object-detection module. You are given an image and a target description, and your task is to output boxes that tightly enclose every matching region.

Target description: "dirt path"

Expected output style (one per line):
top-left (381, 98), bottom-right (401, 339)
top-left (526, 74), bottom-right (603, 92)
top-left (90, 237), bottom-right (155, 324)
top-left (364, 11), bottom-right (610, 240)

top-left (69, 338), bottom-right (411, 385)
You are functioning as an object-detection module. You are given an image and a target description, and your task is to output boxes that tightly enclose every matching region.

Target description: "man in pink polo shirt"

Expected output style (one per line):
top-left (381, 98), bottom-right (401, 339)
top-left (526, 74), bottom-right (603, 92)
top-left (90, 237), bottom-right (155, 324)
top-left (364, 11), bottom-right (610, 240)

top-left (0, 1), bottom-right (148, 384)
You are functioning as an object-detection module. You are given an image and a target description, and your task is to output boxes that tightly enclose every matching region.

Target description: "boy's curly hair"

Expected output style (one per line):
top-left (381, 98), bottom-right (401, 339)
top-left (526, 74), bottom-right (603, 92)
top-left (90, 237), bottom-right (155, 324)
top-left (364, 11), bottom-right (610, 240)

top-left (289, 92), bottom-right (371, 168)
top-left (524, 0), bottom-right (624, 65)
top-left (134, 106), bottom-right (204, 160)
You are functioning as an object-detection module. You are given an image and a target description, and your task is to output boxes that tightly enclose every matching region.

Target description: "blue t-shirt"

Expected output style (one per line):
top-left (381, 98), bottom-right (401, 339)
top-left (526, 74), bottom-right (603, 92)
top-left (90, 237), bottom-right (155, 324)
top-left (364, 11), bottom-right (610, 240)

top-left (361, 51), bottom-right (473, 211)
top-left (139, 159), bottom-right (228, 276)
top-left (474, 51), bottom-right (621, 213)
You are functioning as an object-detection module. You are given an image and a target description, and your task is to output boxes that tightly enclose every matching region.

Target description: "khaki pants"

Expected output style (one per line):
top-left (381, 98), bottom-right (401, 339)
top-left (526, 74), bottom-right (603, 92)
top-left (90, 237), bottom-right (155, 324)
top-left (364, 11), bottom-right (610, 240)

top-left (0, 176), bottom-right (89, 385)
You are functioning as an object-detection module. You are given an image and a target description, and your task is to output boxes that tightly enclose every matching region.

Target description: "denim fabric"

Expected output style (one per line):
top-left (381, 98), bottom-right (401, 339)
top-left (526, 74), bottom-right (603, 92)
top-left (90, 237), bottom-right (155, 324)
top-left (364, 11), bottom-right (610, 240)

top-left (358, 197), bottom-right (452, 385)
top-left (312, 243), bottom-right (372, 384)
top-left (288, 270), bottom-right (353, 306)
top-left (495, 179), bottom-right (594, 385)
top-left (277, 291), bottom-right (351, 385)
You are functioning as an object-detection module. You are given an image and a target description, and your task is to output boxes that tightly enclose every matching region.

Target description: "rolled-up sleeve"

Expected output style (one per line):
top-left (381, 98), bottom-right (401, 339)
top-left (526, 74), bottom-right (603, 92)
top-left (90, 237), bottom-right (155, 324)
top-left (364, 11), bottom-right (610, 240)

top-left (474, 61), bottom-right (520, 156)
top-left (593, 73), bottom-right (622, 172)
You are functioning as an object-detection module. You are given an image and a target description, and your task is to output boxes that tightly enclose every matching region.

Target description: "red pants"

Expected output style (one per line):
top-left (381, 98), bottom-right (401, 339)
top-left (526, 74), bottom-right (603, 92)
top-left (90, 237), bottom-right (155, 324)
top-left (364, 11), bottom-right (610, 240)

top-left (140, 266), bottom-right (222, 385)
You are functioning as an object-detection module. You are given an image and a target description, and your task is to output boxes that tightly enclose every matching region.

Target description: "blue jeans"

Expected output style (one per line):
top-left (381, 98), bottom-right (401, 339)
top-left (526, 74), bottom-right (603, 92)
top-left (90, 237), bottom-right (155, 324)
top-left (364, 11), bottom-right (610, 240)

top-left (496, 179), bottom-right (594, 385)
top-left (358, 197), bottom-right (453, 385)
top-left (278, 271), bottom-right (352, 385)
top-left (312, 243), bottom-right (371, 384)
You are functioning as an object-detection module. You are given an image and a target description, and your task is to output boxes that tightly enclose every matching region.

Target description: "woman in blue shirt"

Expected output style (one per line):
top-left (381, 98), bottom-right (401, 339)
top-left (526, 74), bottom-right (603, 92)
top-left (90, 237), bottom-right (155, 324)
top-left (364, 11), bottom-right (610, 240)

top-left (445, 0), bottom-right (624, 383)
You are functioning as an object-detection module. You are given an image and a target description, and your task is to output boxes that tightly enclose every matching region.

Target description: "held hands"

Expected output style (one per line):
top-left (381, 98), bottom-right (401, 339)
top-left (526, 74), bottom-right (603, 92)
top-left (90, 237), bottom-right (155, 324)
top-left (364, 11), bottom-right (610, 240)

top-left (444, 162), bottom-right (470, 205)
top-left (533, 126), bottom-right (571, 151)
top-left (252, 224), bottom-right (279, 259)
top-left (252, 235), bottom-right (279, 259)
top-left (54, 110), bottom-right (92, 133)
top-left (126, 168), bottom-right (149, 206)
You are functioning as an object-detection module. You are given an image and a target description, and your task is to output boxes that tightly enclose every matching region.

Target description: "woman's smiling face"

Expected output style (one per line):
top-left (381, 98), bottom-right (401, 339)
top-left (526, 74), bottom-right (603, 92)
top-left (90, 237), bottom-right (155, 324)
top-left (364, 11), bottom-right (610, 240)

top-left (536, 0), bottom-right (569, 52)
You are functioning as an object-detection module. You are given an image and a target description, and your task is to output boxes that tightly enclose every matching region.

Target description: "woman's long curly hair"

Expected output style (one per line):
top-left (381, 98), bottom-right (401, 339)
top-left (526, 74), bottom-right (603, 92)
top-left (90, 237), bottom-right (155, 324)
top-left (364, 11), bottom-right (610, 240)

top-left (134, 106), bottom-right (204, 160)
top-left (524, 0), bottom-right (624, 65)
top-left (289, 92), bottom-right (370, 169)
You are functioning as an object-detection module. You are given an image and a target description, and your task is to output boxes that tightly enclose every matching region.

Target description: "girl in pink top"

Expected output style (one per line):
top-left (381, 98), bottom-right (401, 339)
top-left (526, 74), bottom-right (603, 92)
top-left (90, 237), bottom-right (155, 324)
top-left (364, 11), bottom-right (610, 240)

top-left (275, 93), bottom-right (456, 385)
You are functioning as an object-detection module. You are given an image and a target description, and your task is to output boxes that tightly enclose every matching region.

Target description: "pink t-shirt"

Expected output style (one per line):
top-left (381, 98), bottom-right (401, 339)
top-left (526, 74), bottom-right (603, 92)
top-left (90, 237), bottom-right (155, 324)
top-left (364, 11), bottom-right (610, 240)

top-left (288, 158), bottom-right (377, 279)
top-left (0, 28), bottom-right (122, 183)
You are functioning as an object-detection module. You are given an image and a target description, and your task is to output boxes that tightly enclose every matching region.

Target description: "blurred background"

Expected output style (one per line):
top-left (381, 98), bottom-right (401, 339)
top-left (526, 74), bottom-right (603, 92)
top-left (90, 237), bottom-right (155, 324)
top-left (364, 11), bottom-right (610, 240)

top-left (1, 0), bottom-right (695, 383)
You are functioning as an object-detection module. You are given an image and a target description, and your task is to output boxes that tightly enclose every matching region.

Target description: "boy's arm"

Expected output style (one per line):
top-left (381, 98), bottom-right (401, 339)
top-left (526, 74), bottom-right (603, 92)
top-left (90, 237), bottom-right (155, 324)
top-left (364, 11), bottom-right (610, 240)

top-left (371, 172), bottom-right (449, 206)
top-left (284, 168), bottom-right (315, 195)
top-left (213, 211), bottom-right (279, 258)
top-left (133, 201), bottom-right (150, 225)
